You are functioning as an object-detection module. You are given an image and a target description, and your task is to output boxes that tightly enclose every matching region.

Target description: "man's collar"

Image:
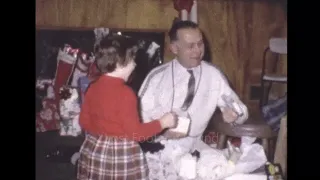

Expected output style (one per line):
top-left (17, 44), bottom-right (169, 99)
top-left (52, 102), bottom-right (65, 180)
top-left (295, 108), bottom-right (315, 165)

top-left (173, 59), bottom-right (201, 76)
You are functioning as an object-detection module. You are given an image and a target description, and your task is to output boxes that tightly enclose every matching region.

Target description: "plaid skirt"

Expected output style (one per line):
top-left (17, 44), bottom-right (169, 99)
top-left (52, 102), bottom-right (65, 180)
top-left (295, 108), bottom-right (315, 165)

top-left (77, 134), bottom-right (149, 180)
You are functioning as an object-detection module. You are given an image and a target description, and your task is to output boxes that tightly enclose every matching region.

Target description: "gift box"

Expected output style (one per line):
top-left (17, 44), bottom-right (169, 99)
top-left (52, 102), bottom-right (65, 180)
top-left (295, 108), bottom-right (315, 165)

top-left (36, 98), bottom-right (60, 132)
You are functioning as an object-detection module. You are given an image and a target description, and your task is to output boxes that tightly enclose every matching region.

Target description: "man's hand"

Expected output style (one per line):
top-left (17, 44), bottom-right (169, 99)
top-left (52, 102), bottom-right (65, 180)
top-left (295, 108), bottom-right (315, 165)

top-left (221, 107), bottom-right (238, 123)
top-left (162, 129), bottom-right (187, 139)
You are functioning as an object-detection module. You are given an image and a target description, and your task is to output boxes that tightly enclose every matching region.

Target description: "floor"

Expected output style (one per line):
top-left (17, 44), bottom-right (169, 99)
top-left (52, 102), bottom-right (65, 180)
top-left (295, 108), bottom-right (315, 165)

top-left (36, 131), bottom-right (84, 180)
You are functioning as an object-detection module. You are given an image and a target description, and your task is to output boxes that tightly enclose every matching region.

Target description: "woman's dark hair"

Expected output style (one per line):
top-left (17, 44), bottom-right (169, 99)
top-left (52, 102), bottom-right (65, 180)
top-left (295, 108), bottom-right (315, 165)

top-left (95, 35), bottom-right (138, 74)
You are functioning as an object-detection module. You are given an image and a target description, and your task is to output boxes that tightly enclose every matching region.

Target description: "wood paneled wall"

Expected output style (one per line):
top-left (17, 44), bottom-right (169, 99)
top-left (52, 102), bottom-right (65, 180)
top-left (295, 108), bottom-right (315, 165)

top-left (36, 0), bottom-right (177, 29)
top-left (36, 0), bottom-right (287, 108)
top-left (197, 0), bottom-right (287, 109)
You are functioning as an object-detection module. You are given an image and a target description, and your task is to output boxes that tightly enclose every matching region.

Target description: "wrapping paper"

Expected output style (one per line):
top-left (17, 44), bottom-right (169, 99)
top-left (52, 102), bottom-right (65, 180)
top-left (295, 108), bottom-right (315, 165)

top-left (145, 136), bottom-right (267, 180)
top-left (36, 98), bottom-right (60, 132)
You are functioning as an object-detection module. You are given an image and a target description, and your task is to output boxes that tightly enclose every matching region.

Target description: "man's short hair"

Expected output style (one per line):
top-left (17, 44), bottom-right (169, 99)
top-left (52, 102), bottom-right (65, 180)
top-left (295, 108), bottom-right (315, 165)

top-left (168, 20), bottom-right (199, 42)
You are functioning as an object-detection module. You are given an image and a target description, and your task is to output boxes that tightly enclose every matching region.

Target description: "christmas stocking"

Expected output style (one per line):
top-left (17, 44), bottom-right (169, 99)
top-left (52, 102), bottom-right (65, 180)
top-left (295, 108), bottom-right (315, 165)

top-left (53, 45), bottom-right (78, 102)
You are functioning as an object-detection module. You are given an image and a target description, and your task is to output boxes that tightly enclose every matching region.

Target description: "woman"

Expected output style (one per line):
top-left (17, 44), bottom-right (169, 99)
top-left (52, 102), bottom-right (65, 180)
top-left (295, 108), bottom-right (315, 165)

top-left (77, 35), bottom-right (177, 180)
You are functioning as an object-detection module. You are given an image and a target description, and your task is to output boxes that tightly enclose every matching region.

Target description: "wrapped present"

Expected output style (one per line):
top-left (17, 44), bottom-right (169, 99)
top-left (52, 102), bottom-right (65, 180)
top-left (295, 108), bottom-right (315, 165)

top-left (36, 98), bottom-right (60, 132)
top-left (170, 116), bottom-right (191, 136)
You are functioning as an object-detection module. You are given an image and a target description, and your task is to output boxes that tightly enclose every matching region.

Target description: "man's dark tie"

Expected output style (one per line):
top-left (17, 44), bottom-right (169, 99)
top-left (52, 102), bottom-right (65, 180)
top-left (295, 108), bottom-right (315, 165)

top-left (181, 70), bottom-right (195, 110)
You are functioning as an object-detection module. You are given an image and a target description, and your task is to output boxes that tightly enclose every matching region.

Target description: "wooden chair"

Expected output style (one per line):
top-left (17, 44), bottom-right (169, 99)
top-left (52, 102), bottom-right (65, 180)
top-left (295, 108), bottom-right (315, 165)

top-left (260, 38), bottom-right (287, 108)
top-left (209, 111), bottom-right (277, 160)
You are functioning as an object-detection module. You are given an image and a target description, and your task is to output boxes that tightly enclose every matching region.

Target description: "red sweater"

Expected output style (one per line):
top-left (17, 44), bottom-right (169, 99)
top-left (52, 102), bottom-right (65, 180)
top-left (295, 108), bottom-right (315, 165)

top-left (79, 75), bottom-right (162, 141)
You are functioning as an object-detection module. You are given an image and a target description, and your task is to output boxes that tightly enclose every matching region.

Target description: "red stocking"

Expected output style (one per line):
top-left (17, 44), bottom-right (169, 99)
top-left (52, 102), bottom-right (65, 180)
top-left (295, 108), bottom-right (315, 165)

top-left (53, 45), bottom-right (78, 102)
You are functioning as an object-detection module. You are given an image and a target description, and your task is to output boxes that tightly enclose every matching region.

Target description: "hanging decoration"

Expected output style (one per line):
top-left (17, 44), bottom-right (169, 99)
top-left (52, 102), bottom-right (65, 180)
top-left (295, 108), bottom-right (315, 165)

top-left (190, 0), bottom-right (198, 23)
top-left (173, 0), bottom-right (194, 21)
top-left (173, 0), bottom-right (197, 24)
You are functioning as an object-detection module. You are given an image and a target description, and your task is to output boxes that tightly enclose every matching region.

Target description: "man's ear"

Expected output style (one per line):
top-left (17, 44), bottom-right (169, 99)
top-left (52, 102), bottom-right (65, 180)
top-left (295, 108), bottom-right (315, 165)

top-left (169, 42), bottom-right (178, 55)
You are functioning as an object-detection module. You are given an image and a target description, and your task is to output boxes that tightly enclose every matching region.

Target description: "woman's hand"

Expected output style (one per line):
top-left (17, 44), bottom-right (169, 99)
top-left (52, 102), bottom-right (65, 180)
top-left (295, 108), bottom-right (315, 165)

top-left (159, 112), bottom-right (178, 129)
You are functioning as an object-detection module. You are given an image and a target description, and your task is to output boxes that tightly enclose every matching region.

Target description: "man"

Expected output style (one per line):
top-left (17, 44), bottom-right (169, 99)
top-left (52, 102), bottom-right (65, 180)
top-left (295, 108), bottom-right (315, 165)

top-left (138, 20), bottom-right (249, 179)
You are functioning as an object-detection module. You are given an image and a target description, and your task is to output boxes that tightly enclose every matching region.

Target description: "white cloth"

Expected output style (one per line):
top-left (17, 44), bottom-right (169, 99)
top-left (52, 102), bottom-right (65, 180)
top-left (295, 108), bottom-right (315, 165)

top-left (138, 59), bottom-right (249, 179)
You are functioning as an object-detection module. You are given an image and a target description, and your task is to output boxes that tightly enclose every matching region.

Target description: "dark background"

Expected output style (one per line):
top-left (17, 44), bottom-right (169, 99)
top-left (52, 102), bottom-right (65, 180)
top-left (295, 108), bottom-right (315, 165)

top-left (36, 29), bottom-right (165, 85)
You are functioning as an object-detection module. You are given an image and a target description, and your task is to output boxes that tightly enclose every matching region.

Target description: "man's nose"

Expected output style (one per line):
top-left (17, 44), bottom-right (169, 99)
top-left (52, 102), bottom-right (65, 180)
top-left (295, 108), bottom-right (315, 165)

top-left (192, 45), bottom-right (201, 54)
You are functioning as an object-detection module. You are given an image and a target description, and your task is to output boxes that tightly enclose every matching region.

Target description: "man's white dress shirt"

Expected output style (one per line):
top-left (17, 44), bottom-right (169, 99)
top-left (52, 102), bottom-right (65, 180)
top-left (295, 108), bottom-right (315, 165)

top-left (138, 59), bottom-right (249, 179)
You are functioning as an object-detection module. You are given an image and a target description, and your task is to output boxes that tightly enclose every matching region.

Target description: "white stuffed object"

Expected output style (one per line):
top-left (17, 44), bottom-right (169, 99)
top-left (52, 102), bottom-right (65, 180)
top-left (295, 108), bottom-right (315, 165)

top-left (59, 86), bottom-right (81, 137)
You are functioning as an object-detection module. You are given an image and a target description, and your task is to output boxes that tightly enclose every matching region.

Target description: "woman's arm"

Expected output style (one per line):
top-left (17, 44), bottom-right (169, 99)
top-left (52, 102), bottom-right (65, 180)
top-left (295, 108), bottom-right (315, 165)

top-left (106, 87), bottom-right (163, 142)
